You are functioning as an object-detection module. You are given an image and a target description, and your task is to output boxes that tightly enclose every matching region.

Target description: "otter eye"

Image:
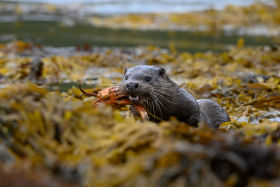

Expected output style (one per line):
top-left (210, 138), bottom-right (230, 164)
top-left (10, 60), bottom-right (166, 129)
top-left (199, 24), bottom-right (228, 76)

top-left (144, 76), bottom-right (152, 82)
top-left (125, 75), bottom-right (129, 80)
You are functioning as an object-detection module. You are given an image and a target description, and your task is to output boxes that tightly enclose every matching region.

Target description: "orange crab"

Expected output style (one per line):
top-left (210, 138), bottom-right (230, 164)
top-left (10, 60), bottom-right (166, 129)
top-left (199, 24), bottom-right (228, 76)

top-left (79, 84), bottom-right (148, 120)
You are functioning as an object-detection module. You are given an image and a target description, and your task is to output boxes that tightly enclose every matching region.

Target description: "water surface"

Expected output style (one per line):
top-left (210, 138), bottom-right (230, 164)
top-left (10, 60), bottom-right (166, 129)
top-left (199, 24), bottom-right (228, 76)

top-left (3, 0), bottom-right (271, 14)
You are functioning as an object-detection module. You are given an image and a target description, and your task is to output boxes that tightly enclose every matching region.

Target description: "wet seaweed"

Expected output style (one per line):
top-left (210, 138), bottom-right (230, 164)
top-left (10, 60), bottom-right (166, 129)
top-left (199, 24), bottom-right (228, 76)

top-left (0, 41), bottom-right (280, 186)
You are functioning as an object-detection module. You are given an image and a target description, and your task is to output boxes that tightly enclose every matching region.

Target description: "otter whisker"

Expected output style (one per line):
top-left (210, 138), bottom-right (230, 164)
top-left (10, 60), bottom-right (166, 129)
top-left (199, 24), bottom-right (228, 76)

top-left (152, 88), bottom-right (169, 97)
top-left (150, 91), bottom-right (168, 112)
top-left (153, 88), bottom-right (174, 98)
top-left (152, 90), bottom-right (177, 105)
top-left (146, 99), bottom-right (156, 117)
top-left (155, 92), bottom-right (176, 105)
top-left (143, 97), bottom-right (162, 121)
top-left (151, 95), bottom-right (163, 119)
top-left (156, 86), bottom-right (177, 93)
top-left (152, 92), bottom-right (170, 104)
top-left (155, 96), bottom-right (168, 112)
top-left (149, 98), bottom-right (156, 118)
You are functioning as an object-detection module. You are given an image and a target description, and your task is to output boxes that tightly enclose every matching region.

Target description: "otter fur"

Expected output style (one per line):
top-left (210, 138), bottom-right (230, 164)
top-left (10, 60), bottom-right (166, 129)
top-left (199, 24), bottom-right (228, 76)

top-left (120, 65), bottom-right (230, 128)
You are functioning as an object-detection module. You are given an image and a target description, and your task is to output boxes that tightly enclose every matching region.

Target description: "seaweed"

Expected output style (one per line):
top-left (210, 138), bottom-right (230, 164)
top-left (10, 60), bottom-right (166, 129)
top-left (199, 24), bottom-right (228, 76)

top-left (0, 41), bottom-right (280, 186)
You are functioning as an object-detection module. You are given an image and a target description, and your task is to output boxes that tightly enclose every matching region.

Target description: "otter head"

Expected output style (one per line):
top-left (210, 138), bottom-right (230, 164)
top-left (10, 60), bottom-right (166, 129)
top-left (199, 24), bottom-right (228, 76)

top-left (120, 65), bottom-right (166, 105)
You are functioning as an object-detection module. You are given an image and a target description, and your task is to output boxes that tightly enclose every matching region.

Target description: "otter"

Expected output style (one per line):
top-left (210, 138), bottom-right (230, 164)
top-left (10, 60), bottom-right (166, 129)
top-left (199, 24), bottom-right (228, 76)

top-left (119, 65), bottom-right (230, 128)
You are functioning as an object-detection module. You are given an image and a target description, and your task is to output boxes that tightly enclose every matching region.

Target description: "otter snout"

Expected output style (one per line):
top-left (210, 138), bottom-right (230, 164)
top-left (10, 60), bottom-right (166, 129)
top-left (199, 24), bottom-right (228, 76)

top-left (125, 81), bottom-right (141, 103)
top-left (126, 82), bottom-right (139, 91)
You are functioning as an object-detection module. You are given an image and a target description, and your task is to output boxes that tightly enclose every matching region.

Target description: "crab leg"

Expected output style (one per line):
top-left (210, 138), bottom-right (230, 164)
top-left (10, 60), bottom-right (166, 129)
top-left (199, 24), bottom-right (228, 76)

top-left (134, 105), bottom-right (148, 120)
top-left (115, 99), bottom-right (131, 106)
top-left (79, 84), bottom-right (98, 97)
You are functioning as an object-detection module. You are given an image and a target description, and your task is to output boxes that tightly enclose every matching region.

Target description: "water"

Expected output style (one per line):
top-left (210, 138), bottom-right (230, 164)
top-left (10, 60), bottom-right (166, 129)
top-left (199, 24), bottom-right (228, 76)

top-left (1, 0), bottom-right (278, 52)
top-left (0, 21), bottom-right (277, 53)
top-left (3, 0), bottom-right (271, 14)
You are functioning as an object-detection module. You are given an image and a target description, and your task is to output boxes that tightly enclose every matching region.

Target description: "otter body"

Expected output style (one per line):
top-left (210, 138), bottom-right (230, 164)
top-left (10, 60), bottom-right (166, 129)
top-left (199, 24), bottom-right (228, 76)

top-left (120, 65), bottom-right (230, 128)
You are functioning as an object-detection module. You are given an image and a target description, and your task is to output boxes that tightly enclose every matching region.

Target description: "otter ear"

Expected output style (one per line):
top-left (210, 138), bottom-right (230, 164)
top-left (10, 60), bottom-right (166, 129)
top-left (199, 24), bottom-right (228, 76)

top-left (158, 67), bottom-right (166, 76)
top-left (124, 68), bottom-right (128, 74)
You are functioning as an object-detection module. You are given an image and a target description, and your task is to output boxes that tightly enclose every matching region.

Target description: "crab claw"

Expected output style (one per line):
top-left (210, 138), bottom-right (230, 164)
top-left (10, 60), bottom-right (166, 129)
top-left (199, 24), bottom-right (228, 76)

top-left (134, 105), bottom-right (148, 120)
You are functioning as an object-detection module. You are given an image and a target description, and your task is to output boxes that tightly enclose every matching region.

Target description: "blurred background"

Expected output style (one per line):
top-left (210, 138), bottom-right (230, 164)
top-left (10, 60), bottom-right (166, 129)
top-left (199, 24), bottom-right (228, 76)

top-left (0, 0), bottom-right (279, 52)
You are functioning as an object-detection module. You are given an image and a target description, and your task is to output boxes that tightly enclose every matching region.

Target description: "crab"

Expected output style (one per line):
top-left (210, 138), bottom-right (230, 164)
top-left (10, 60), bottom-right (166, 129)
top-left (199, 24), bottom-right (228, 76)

top-left (79, 84), bottom-right (148, 120)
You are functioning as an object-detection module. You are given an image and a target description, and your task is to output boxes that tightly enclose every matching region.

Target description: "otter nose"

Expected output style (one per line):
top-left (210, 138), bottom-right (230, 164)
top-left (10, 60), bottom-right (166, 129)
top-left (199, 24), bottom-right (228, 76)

top-left (126, 82), bottom-right (139, 91)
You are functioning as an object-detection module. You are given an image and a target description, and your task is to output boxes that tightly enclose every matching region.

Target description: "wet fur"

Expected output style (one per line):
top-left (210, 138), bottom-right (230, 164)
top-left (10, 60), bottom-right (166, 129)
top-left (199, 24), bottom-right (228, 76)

top-left (120, 65), bottom-right (230, 128)
top-left (197, 99), bottom-right (230, 128)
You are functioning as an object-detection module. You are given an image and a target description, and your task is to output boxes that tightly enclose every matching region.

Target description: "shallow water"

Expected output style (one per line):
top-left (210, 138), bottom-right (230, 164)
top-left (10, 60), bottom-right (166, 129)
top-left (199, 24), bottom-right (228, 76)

top-left (3, 0), bottom-right (271, 14)
top-left (0, 0), bottom-right (278, 52)
top-left (0, 22), bottom-right (278, 53)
